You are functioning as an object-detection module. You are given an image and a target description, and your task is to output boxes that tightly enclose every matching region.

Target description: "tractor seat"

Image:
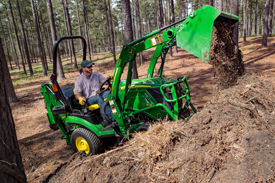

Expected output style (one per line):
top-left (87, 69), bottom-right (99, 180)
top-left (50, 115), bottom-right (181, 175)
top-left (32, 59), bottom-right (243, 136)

top-left (73, 89), bottom-right (100, 111)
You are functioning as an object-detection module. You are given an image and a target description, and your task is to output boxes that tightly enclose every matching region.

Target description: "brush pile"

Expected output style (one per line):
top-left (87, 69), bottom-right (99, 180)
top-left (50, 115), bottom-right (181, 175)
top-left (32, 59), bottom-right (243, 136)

top-left (46, 74), bottom-right (275, 183)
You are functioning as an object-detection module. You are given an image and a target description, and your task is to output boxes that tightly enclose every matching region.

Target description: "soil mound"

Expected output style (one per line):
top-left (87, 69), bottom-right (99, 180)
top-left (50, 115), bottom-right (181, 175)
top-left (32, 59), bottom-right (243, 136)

top-left (45, 74), bottom-right (275, 183)
top-left (209, 21), bottom-right (245, 90)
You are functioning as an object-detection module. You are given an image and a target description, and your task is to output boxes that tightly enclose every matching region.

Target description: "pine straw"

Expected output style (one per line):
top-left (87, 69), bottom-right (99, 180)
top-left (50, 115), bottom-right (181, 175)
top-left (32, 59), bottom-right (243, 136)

top-left (48, 74), bottom-right (275, 183)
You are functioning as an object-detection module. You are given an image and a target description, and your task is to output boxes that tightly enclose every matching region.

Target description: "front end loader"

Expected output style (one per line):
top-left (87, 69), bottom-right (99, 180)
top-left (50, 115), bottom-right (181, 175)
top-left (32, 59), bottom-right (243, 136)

top-left (41, 5), bottom-right (239, 156)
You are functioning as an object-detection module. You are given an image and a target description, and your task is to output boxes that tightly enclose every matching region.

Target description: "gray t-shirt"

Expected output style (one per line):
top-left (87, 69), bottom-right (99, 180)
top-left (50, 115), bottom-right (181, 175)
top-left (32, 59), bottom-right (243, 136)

top-left (74, 72), bottom-right (106, 99)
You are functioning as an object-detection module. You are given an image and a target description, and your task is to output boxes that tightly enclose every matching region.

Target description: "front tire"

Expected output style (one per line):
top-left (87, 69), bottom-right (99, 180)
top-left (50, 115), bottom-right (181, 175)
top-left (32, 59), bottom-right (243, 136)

top-left (71, 128), bottom-right (104, 156)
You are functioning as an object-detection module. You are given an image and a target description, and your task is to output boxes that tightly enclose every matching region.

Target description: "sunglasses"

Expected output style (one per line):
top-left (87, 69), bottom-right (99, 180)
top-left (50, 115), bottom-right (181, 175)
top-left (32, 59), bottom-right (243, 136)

top-left (86, 65), bottom-right (93, 68)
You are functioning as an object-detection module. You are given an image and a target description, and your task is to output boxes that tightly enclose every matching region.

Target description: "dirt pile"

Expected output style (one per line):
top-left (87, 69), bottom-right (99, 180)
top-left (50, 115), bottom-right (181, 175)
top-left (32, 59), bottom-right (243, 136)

top-left (209, 21), bottom-right (245, 90)
top-left (45, 74), bottom-right (275, 183)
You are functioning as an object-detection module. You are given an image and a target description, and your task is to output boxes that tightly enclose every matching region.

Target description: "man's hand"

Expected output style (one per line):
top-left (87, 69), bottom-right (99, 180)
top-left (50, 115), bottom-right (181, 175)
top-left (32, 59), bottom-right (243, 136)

top-left (79, 96), bottom-right (86, 105)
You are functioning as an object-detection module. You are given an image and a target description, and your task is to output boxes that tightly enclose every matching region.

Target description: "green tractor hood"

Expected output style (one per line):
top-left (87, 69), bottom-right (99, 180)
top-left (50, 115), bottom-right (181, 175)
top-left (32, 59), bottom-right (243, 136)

top-left (119, 78), bottom-right (179, 90)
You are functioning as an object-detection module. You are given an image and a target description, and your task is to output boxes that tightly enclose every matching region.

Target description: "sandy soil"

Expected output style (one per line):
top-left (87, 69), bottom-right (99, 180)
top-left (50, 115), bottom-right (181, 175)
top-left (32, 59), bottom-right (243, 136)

top-left (10, 36), bottom-right (275, 182)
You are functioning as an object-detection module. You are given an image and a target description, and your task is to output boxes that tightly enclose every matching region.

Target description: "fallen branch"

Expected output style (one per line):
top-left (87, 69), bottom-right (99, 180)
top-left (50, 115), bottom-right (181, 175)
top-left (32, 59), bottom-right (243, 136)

top-left (244, 94), bottom-right (261, 104)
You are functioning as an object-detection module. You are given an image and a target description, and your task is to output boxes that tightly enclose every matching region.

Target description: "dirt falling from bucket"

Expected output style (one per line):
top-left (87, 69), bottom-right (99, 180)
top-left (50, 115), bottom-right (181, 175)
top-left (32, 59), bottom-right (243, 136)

top-left (209, 21), bottom-right (245, 91)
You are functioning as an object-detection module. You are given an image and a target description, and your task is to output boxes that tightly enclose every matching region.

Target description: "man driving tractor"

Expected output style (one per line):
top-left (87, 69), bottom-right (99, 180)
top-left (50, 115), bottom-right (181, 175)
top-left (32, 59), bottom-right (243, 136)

top-left (74, 60), bottom-right (113, 120)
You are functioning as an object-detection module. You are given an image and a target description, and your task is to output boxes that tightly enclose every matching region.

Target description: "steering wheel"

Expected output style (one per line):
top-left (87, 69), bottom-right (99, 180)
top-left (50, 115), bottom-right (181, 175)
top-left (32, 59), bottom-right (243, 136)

top-left (99, 77), bottom-right (112, 93)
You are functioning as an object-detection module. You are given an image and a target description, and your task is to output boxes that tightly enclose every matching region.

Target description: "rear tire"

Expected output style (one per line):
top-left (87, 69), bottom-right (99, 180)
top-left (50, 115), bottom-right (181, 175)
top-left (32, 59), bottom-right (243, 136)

top-left (71, 128), bottom-right (104, 156)
top-left (136, 123), bottom-right (149, 133)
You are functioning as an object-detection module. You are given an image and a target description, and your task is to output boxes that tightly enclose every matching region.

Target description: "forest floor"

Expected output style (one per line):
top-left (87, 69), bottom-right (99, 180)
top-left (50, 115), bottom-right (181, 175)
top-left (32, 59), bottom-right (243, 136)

top-left (10, 35), bottom-right (275, 183)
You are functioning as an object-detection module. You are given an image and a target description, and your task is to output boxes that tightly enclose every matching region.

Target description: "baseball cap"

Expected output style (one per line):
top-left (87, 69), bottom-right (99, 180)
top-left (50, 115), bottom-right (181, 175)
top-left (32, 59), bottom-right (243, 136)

top-left (81, 60), bottom-right (94, 68)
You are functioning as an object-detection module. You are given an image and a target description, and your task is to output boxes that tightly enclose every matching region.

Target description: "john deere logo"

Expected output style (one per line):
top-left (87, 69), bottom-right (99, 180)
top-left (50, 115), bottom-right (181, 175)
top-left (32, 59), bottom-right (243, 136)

top-left (128, 49), bottom-right (133, 55)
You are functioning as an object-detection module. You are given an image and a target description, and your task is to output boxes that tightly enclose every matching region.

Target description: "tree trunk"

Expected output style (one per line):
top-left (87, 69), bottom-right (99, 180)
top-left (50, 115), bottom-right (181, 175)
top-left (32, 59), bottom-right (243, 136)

top-left (255, 0), bottom-right (258, 35)
top-left (15, 0), bottom-right (33, 76)
top-left (37, 7), bottom-right (52, 66)
top-left (61, 0), bottom-right (72, 63)
top-left (121, 0), bottom-right (138, 79)
top-left (30, 0), bottom-right (47, 76)
top-left (136, 0), bottom-right (143, 65)
top-left (64, 0), bottom-right (78, 68)
top-left (243, 0), bottom-right (247, 42)
top-left (171, 0), bottom-right (177, 54)
top-left (268, 0), bottom-right (274, 36)
top-left (0, 19), bottom-right (13, 70)
top-left (219, 0), bottom-right (223, 11)
top-left (259, 8), bottom-right (262, 35)
top-left (159, 0), bottom-right (164, 28)
top-left (231, 0), bottom-right (239, 45)
top-left (8, 0), bottom-right (26, 74)
top-left (225, 0), bottom-right (228, 12)
top-left (249, 1), bottom-right (252, 36)
top-left (0, 38), bottom-right (18, 103)
top-left (163, 0), bottom-right (166, 26)
top-left (46, 0), bottom-right (66, 80)
top-left (167, 0), bottom-right (172, 57)
top-left (82, 2), bottom-right (92, 61)
top-left (46, 25), bottom-right (53, 63)
top-left (5, 13), bottom-right (19, 69)
top-left (107, 0), bottom-right (117, 64)
top-left (105, 1), bottom-right (111, 52)
top-left (154, 0), bottom-right (159, 29)
top-left (86, 12), bottom-right (93, 56)
top-left (0, 38), bottom-right (26, 183)
top-left (262, 0), bottom-right (271, 47)
top-left (209, 0), bottom-right (213, 6)
top-left (75, 0), bottom-right (83, 54)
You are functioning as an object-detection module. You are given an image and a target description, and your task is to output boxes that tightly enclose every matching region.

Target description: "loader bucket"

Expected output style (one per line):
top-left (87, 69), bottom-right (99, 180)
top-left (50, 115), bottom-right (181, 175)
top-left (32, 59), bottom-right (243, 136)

top-left (176, 5), bottom-right (239, 64)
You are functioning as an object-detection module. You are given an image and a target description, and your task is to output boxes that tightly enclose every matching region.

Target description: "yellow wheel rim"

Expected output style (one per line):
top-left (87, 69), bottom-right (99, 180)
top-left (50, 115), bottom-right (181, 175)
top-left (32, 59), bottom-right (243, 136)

top-left (75, 137), bottom-right (90, 154)
top-left (140, 130), bottom-right (147, 133)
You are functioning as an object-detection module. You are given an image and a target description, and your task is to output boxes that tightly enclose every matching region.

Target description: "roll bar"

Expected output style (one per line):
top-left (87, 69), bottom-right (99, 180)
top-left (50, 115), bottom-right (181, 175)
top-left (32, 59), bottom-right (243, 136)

top-left (51, 36), bottom-right (87, 80)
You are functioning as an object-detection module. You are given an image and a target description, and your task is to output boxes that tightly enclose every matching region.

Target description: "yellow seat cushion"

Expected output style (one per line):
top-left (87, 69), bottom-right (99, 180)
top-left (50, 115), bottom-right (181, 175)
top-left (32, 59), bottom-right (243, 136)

top-left (73, 88), bottom-right (100, 111)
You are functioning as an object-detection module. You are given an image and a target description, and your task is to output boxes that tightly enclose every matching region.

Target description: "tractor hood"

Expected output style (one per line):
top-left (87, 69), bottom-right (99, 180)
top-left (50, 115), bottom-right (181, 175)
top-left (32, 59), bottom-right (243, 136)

top-left (119, 77), bottom-right (178, 90)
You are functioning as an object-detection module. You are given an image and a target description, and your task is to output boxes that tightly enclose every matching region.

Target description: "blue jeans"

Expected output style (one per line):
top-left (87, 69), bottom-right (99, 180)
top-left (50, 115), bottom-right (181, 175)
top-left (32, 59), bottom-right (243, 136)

top-left (86, 91), bottom-right (113, 120)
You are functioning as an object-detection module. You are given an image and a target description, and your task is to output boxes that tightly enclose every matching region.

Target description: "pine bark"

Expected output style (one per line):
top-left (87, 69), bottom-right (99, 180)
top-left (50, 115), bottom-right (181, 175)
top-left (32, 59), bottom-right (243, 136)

top-left (171, 0), bottom-right (177, 54)
top-left (121, 0), bottom-right (138, 79)
top-left (0, 38), bottom-right (18, 103)
top-left (46, 0), bottom-right (66, 80)
top-left (268, 0), bottom-right (274, 36)
top-left (5, 12), bottom-right (19, 69)
top-left (64, 0), bottom-right (78, 68)
top-left (62, 0), bottom-right (72, 63)
top-left (75, 0), bottom-right (83, 53)
top-left (81, 1), bottom-right (91, 61)
top-left (0, 19), bottom-right (13, 70)
top-left (8, 0), bottom-right (26, 74)
top-left (243, 0), bottom-right (247, 42)
top-left (15, 0), bottom-right (33, 76)
top-left (219, 0), bottom-right (223, 11)
top-left (209, 0), bottom-right (213, 6)
top-left (230, 0), bottom-right (239, 45)
top-left (159, 0), bottom-right (164, 28)
top-left (255, 0), bottom-right (258, 35)
top-left (105, 1), bottom-right (111, 51)
top-left (107, 0), bottom-right (117, 64)
top-left (262, 0), bottom-right (271, 47)
top-left (30, 0), bottom-right (47, 76)
top-left (136, 0), bottom-right (143, 65)
top-left (249, 1), bottom-right (252, 36)
top-left (0, 37), bottom-right (26, 183)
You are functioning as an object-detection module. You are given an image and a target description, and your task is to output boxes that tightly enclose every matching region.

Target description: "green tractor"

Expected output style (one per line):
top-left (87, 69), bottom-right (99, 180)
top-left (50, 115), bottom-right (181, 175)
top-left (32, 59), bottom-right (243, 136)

top-left (41, 5), bottom-right (239, 155)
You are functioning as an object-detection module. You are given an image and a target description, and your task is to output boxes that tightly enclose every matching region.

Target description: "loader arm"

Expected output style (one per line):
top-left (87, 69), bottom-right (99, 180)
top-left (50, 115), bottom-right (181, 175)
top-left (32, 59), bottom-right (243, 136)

top-left (107, 5), bottom-right (239, 127)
